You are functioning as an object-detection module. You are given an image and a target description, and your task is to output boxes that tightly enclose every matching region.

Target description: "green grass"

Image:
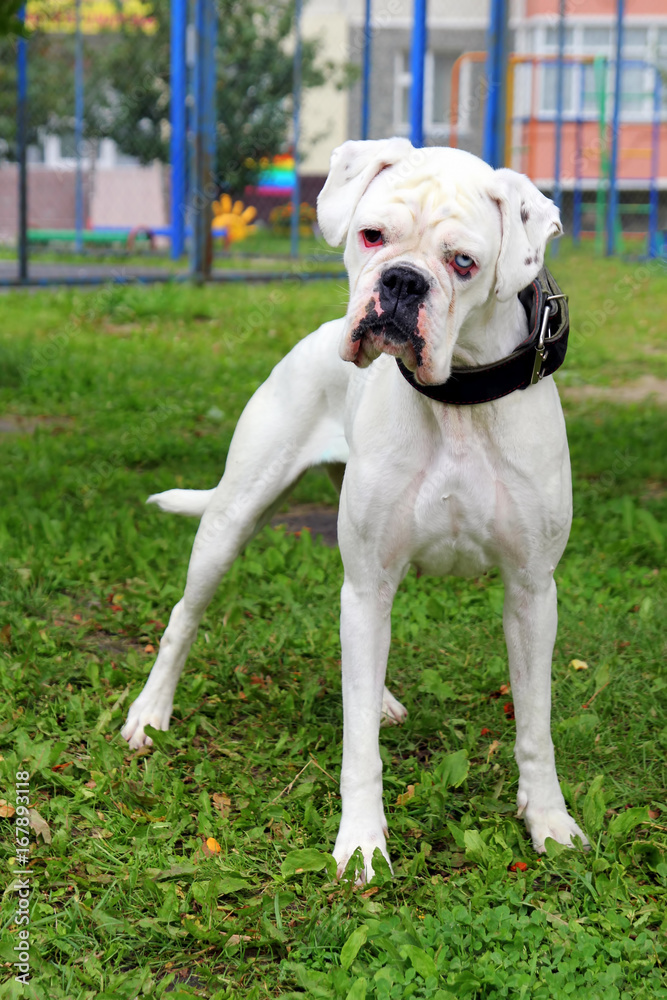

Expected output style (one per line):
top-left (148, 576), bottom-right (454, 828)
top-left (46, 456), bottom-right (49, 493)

top-left (0, 244), bottom-right (665, 999)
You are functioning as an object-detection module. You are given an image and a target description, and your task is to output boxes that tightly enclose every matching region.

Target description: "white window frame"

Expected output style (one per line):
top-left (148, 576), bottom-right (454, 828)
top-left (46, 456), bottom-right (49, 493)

top-left (525, 21), bottom-right (667, 123)
top-left (393, 50), bottom-right (470, 138)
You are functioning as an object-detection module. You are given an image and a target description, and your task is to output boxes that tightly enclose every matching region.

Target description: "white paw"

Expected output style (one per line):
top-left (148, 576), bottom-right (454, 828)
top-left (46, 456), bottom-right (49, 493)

top-left (520, 803), bottom-right (589, 853)
top-left (120, 694), bottom-right (173, 749)
top-left (381, 686), bottom-right (408, 726)
top-left (333, 825), bottom-right (392, 884)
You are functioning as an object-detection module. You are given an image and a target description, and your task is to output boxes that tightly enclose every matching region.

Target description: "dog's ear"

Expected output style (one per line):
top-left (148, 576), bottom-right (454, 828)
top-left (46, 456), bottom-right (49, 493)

top-left (317, 137), bottom-right (413, 247)
top-left (490, 168), bottom-right (562, 301)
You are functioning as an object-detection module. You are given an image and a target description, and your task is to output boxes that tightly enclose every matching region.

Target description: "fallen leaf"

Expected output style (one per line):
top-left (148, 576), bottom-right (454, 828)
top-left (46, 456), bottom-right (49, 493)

top-left (85, 780), bottom-right (97, 789)
top-left (503, 702), bottom-right (515, 720)
top-left (29, 808), bottom-right (52, 844)
top-left (212, 793), bottom-right (231, 818)
top-left (480, 727), bottom-right (492, 736)
top-left (509, 861), bottom-right (528, 872)
top-left (227, 934), bottom-right (253, 945)
top-left (250, 673), bottom-right (271, 688)
top-left (396, 784), bottom-right (416, 806)
top-left (0, 799), bottom-right (16, 818)
top-left (570, 659), bottom-right (589, 671)
top-left (649, 808), bottom-right (661, 820)
top-left (204, 837), bottom-right (221, 855)
top-left (489, 684), bottom-right (511, 699)
top-left (0, 624), bottom-right (11, 645)
top-left (72, 613), bottom-right (82, 622)
top-left (51, 761), bottom-right (73, 772)
top-left (144, 644), bottom-right (155, 654)
top-left (486, 739), bottom-right (500, 762)
top-left (360, 886), bottom-right (379, 898)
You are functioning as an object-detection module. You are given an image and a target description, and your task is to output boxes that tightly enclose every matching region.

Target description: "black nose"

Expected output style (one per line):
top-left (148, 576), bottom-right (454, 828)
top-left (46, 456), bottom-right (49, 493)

top-left (380, 265), bottom-right (429, 306)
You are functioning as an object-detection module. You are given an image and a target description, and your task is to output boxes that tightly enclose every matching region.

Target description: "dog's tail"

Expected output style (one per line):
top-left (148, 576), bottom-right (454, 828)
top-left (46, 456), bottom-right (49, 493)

top-left (146, 488), bottom-right (216, 518)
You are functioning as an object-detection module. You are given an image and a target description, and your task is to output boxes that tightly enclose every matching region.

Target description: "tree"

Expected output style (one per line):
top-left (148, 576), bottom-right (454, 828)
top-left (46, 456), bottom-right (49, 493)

top-left (0, 1), bottom-right (352, 192)
top-left (97, 0), bottom-right (352, 193)
top-left (0, 0), bottom-right (25, 38)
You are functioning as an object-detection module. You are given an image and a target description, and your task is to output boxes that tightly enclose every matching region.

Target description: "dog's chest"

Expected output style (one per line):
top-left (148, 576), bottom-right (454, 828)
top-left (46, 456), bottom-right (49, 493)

top-left (409, 417), bottom-right (505, 578)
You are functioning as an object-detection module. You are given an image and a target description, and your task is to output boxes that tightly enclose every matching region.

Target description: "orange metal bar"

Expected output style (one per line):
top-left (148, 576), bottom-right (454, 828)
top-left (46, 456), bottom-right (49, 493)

top-left (449, 51), bottom-right (486, 149)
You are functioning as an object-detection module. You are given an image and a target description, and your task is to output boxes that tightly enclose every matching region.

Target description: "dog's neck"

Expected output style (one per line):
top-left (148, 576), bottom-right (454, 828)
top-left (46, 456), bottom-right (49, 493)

top-left (450, 294), bottom-right (528, 369)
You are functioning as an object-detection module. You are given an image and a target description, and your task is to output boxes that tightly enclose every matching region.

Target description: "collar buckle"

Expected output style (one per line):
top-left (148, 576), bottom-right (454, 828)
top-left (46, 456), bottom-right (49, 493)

top-left (530, 293), bottom-right (567, 384)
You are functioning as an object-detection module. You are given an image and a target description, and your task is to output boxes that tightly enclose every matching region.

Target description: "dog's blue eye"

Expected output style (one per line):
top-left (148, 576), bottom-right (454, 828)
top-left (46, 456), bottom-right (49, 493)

top-left (453, 253), bottom-right (474, 274)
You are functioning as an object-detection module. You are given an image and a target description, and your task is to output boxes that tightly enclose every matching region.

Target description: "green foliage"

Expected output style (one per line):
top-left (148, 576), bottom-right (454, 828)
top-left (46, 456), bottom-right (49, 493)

top-left (94, 0), bottom-right (349, 190)
top-left (0, 0), bottom-right (353, 192)
top-left (0, 0), bottom-right (24, 39)
top-left (0, 30), bottom-right (114, 159)
top-left (0, 252), bottom-right (665, 996)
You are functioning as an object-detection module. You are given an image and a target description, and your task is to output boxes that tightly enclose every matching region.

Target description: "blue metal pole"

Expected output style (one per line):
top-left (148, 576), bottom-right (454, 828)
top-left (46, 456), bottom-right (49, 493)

top-left (170, 0), bottom-right (187, 259)
top-left (290, 0), bottom-right (302, 259)
top-left (361, 0), bottom-right (371, 139)
top-left (17, 4), bottom-right (28, 282)
top-left (648, 64), bottom-right (660, 258)
top-left (483, 0), bottom-right (508, 167)
top-left (606, 0), bottom-right (624, 256)
top-left (573, 59), bottom-right (585, 245)
top-left (410, 0), bottom-right (427, 147)
top-left (190, 0), bottom-right (217, 282)
top-left (553, 0), bottom-right (566, 239)
top-left (74, 0), bottom-right (84, 254)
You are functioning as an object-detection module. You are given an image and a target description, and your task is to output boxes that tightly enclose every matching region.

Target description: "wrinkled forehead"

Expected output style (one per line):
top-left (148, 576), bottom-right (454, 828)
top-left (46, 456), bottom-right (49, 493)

top-left (357, 150), bottom-right (499, 244)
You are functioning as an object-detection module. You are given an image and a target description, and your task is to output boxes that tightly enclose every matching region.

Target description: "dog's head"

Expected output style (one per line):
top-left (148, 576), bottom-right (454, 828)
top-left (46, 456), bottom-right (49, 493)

top-left (317, 138), bottom-right (562, 384)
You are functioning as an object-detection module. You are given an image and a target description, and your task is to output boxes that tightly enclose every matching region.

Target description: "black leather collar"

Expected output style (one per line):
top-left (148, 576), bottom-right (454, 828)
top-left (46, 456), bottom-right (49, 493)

top-left (396, 266), bottom-right (569, 405)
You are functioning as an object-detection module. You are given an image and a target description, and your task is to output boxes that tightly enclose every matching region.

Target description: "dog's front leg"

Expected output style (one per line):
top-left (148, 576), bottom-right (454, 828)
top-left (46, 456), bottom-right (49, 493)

top-left (334, 575), bottom-right (398, 882)
top-left (503, 576), bottom-right (589, 852)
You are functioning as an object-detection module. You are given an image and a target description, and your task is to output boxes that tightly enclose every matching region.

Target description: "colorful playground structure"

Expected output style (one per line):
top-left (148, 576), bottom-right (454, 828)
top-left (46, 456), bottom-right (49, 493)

top-left (450, 50), bottom-right (663, 257)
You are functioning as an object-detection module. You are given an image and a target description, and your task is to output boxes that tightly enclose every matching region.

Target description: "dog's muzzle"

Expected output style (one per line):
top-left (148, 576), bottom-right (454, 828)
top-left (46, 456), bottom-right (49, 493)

top-left (348, 264), bottom-right (430, 368)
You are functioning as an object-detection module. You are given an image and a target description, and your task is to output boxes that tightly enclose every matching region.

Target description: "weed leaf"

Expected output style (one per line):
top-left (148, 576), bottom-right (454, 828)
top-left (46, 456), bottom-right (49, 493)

top-left (281, 848), bottom-right (335, 879)
top-left (435, 749), bottom-right (469, 789)
top-left (340, 924), bottom-right (368, 970)
top-left (463, 829), bottom-right (489, 866)
top-left (399, 944), bottom-right (438, 979)
top-left (635, 507), bottom-right (664, 549)
top-left (582, 774), bottom-right (606, 835)
top-left (608, 806), bottom-right (650, 839)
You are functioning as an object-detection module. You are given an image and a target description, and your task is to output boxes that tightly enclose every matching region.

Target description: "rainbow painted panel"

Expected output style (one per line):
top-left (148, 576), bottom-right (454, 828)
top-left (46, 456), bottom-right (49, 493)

top-left (252, 155), bottom-right (296, 196)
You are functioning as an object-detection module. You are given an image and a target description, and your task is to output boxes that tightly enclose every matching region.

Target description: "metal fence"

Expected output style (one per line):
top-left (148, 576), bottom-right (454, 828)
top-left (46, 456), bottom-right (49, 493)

top-left (1, 0), bottom-right (666, 287)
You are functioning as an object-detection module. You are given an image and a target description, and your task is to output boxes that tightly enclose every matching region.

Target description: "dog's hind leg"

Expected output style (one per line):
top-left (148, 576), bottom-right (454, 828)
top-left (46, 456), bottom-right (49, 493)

top-left (121, 320), bottom-right (350, 749)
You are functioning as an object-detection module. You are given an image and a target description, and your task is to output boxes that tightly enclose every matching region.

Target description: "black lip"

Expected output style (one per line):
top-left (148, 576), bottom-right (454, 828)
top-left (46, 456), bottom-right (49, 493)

top-left (350, 298), bottom-right (426, 366)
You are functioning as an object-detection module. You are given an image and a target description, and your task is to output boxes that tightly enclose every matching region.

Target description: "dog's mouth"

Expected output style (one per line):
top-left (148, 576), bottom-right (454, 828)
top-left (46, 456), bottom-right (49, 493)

top-left (345, 297), bottom-right (426, 372)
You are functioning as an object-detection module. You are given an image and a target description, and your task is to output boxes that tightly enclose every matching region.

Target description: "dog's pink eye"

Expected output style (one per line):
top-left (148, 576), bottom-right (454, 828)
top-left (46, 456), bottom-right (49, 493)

top-left (361, 229), bottom-right (383, 248)
top-left (452, 253), bottom-right (474, 275)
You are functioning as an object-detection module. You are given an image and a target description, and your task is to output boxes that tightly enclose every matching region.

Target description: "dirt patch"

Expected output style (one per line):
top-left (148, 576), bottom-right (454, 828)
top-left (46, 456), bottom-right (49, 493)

top-left (0, 414), bottom-right (75, 434)
top-left (271, 503), bottom-right (338, 548)
top-left (561, 375), bottom-right (667, 405)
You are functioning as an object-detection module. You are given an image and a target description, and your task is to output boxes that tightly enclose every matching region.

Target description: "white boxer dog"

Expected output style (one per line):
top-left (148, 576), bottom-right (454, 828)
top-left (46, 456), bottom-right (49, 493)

top-left (122, 138), bottom-right (588, 879)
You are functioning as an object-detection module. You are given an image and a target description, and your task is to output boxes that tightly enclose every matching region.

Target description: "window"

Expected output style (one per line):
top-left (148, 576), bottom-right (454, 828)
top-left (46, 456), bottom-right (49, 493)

top-left (431, 53), bottom-right (451, 128)
top-left (525, 22), bottom-right (665, 122)
top-left (394, 51), bottom-right (411, 130)
top-left (394, 50), bottom-right (458, 136)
